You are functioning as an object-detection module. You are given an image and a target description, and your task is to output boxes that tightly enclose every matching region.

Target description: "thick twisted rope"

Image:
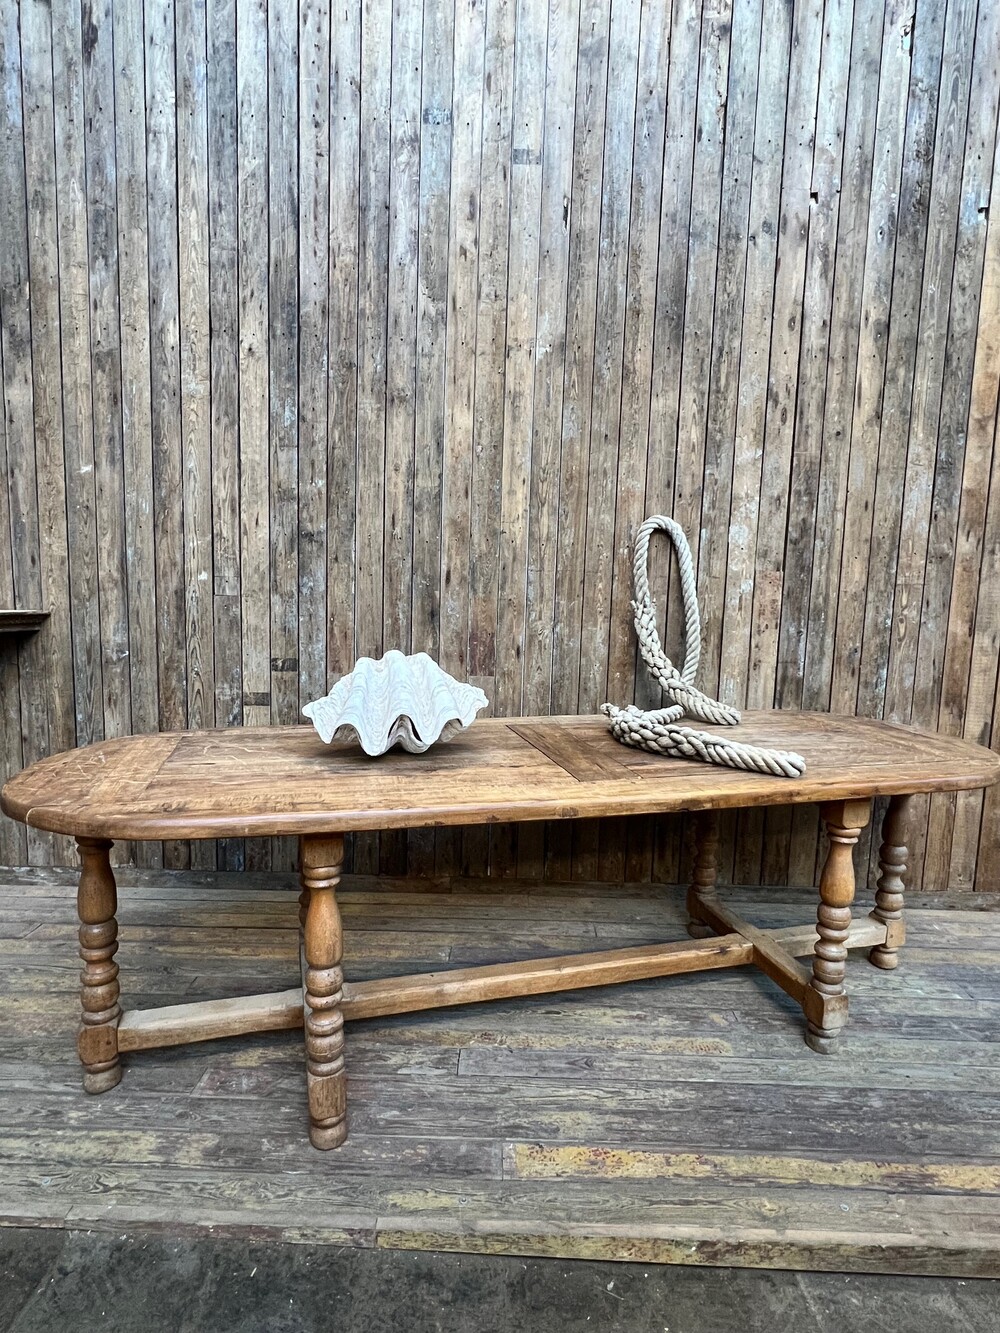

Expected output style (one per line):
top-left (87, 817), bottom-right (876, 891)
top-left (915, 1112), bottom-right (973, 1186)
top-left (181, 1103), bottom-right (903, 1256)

top-left (601, 516), bottom-right (806, 778)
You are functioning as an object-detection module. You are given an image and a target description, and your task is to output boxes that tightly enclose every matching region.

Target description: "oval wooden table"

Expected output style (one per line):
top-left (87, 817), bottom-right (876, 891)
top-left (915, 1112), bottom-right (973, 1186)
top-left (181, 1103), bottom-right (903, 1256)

top-left (3, 711), bottom-right (998, 1150)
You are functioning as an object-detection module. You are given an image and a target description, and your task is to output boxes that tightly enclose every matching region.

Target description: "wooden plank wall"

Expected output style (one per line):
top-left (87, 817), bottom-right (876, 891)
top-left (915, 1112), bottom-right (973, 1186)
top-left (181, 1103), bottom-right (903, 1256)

top-left (0, 0), bottom-right (998, 890)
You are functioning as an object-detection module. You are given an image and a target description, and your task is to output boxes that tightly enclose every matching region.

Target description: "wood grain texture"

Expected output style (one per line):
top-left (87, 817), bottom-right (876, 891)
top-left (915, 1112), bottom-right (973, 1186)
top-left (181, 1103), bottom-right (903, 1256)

top-left (2, 712), bottom-right (996, 842)
top-left (2, 868), bottom-right (1000, 1273)
top-left (0, 0), bottom-right (997, 891)
top-left (112, 916), bottom-right (889, 1041)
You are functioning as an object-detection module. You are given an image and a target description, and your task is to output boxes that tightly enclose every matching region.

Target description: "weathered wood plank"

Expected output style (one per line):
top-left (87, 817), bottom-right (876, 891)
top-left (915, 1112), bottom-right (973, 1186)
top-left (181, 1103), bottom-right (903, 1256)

top-left (327, 0), bottom-right (361, 683)
top-left (493, 0), bottom-right (547, 722)
top-left (0, 0), bottom-right (34, 867)
top-left (234, 0), bottom-right (271, 871)
top-left (267, 0), bottom-right (300, 745)
top-left (0, 14), bottom-right (44, 869)
top-left (110, 0), bottom-right (159, 868)
top-left (383, 0), bottom-right (420, 660)
top-left (207, 0), bottom-right (242, 871)
top-left (51, 0), bottom-right (103, 755)
top-left (692, 0), bottom-right (761, 706)
top-left (0, 0), bottom-right (998, 896)
top-left (14, 4), bottom-right (68, 865)
top-left (415, 0), bottom-right (456, 670)
top-left (176, 0), bottom-right (216, 872)
top-left (298, 0), bottom-right (332, 715)
top-left (4, 872), bottom-right (1000, 1274)
top-left (801, 0), bottom-right (883, 713)
top-left (355, 0), bottom-right (392, 668)
top-left (83, 0), bottom-right (131, 761)
top-left (924, 0), bottom-right (1000, 892)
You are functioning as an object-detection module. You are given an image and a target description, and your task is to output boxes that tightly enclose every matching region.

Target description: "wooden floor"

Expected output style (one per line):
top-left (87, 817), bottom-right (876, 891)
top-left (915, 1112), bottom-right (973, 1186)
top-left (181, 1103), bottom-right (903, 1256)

top-left (1, 868), bottom-right (999, 1276)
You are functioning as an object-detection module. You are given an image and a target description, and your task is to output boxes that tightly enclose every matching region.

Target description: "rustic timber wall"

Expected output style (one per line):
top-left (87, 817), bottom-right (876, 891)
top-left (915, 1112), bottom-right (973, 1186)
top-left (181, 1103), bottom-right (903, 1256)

top-left (1, 0), bottom-right (998, 890)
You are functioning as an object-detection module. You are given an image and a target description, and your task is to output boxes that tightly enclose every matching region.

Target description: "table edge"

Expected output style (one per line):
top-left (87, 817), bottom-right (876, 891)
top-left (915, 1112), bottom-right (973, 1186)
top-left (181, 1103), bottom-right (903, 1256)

top-left (5, 768), bottom-right (999, 841)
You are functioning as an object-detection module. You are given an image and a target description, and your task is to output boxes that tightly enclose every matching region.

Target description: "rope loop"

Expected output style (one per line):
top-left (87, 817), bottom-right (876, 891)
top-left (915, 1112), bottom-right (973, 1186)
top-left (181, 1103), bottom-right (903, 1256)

top-left (602, 516), bottom-right (806, 778)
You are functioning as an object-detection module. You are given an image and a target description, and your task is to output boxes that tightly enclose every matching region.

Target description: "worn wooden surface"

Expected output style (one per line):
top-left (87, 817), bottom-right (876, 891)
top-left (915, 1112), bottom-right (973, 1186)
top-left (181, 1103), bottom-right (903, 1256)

top-left (1, 0), bottom-right (999, 893)
top-left (2, 868), bottom-right (1000, 1274)
top-left (3, 713), bottom-right (997, 841)
top-left (0, 611), bottom-right (49, 635)
top-left (117, 917), bottom-right (889, 1046)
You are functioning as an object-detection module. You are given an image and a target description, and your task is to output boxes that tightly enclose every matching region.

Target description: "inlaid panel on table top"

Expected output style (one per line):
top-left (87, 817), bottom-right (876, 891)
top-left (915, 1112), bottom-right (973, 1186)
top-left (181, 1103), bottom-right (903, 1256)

top-left (2, 712), bottom-right (997, 842)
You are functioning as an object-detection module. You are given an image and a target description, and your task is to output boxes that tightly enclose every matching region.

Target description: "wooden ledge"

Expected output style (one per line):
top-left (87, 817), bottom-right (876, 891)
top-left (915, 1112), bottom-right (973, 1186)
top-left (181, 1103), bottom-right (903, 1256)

top-left (116, 916), bottom-right (888, 1055)
top-left (0, 609), bottom-right (49, 636)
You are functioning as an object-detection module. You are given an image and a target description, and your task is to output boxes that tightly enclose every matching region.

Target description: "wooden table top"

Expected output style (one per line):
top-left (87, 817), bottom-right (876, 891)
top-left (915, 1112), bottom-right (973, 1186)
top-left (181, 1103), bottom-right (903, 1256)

top-left (3, 712), bottom-right (998, 842)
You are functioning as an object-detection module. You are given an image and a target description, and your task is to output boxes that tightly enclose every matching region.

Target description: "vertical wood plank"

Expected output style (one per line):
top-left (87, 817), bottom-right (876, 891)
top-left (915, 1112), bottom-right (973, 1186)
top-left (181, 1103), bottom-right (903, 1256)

top-left (692, 0), bottom-right (761, 704)
top-left (378, 0), bottom-right (421, 881)
top-left (0, 0), bottom-right (28, 865)
top-left (564, 0), bottom-right (618, 883)
top-left (177, 0), bottom-right (216, 870)
top-left (353, 0), bottom-right (393, 874)
top-left (829, 0), bottom-right (913, 720)
top-left (427, 0), bottom-right (470, 878)
top-left (853, 0), bottom-right (946, 735)
top-left (356, 0), bottom-right (392, 670)
top-left (518, 0), bottom-right (581, 882)
top-left (207, 0), bottom-right (242, 871)
top-left (598, 0), bottom-right (667, 884)
top-left (885, 0), bottom-right (978, 729)
top-left (327, 0), bottom-right (361, 683)
top-left (415, 0), bottom-right (457, 668)
top-left (494, 0), bottom-right (547, 720)
top-left (578, 0), bottom-right (642, 885)
top-left (801, 0), bottom-right (884, 713)
top-left (672, 0), bottom-right (732, 630)
top-left (114, 0), bottom-right (161, 868)
top-left (53, 0), bottom-right (104, 752)
top-left (940, 6), bottom-right (1000, 890)
top-left (776, 0), bottom-right (852, 715)
top-left (472, 0), bottom-right (515, 877)
top-left (576, 0), bottom-right (640, 720)
top-left (83, 0), bottom-right (131, 759)
top-left (780, 0), bottom-right (854, 889)
top-left (267, 0), bottom-right (300, 872)
top-left (551, 0), bottom-right (609, 720)
top-left (755, 0), bottom-right (823, 886)
top-left (722, 0), bottom-right (790, 886)
top-left (750, 0), bottom-right (823, 711)
top-left (268, 0), bottom-right (300, 732)
top-left (488, 0), bottom-right (549, 881)
top-left (637, 0), bottom-right (699, 717)
top-left (605, 0), bottom-right (668, 708)
top-left (384, 0), bottom-right (420, 662)
top-left (236, 0), bottom-right (271, 870)
top-left (19, 0), bottom-right (74, 864)
top-left (298, 0), bottom-right (331, 714)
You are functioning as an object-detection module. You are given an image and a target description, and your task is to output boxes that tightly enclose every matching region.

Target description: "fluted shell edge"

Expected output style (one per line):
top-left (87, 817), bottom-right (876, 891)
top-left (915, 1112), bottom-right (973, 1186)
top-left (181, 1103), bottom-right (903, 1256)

top-left (302, 650), bottom-right (489, 756)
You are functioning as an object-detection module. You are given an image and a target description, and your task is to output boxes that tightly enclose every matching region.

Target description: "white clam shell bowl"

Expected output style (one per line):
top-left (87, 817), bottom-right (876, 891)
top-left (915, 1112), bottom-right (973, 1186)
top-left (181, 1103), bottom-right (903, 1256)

top-left (302, 651), bottom-right (489, 756)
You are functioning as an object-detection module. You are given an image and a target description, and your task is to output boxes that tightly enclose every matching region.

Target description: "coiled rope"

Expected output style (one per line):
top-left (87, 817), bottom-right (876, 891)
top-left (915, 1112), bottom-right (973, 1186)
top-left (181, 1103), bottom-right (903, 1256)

top-left (601, 516), bottom-right (806, 778)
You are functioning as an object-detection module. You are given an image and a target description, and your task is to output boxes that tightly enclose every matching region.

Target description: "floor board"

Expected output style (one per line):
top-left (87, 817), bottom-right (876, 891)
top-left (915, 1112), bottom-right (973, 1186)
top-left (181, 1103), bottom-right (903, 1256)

top-left (1, 871), bottom-right (999, 1275)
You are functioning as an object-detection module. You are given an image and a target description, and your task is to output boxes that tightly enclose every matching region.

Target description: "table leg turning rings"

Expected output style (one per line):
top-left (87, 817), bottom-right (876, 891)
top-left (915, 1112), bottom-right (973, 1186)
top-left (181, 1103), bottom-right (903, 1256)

top-left (300, 835), bottom-right (348, 1149)
top-left (869, 795), bottom-right (911, 971)
top-left (76, 836), bottom-right (123, 1094)
top-left (686, 795), bottom-right (909, 1056)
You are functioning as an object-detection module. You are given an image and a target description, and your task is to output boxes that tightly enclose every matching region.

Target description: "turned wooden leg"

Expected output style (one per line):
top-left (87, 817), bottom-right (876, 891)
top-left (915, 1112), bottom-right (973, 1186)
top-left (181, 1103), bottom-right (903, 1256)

top-left (76, 836), bottom-right (122, 1093)
top-left (805, 800), bottom-right (871, 1054)
top-left (869, 795), bottom-right (911, 970)
top-left (300, 834), bottom-right (347, 1149)
top-left (686, 810), bottom-right (720, 939)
